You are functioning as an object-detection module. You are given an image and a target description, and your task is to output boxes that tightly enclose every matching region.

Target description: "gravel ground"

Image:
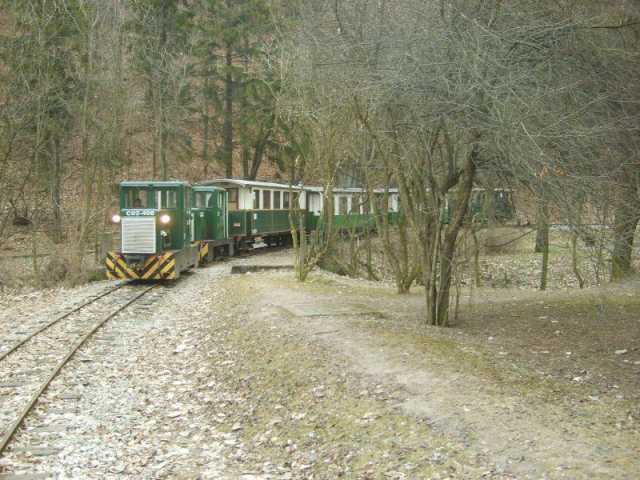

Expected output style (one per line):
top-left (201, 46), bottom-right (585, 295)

top-left (0, 265), bottom-right (236, 479)
top-left (0, 284), bottom-right (150, 453)
top-left (204, 250), bottom-right (639, 479)
top-left (0, 281), bottom-right (115, 356)
top-left (0, 248), bottom-right (638, 479)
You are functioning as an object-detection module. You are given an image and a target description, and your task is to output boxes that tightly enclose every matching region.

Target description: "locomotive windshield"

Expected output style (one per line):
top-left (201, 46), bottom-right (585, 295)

top-left (123, 188), bottom-right (178, 209)
top-left (157, 190), bottom-right (178, 209)
top-left (124, 189), bottom-right (149, 208)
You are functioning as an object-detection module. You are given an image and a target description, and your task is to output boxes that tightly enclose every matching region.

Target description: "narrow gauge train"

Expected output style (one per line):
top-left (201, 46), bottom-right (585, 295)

top-left (105, 179), bottom-right (512, 281)
top-left (106, 179), bottom-right (399, 280)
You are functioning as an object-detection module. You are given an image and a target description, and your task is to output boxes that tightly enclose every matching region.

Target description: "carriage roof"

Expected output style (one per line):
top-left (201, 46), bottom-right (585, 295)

top-left (200, 178), bottom-right (305, 190)
top-left (120, 181), bottom-right (190, 188)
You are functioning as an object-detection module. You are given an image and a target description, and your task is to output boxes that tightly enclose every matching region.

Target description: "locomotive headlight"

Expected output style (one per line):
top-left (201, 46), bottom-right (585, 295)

top-left (111, 214), bottom-right (121, 224)
top-left (160, 214), bottom-right (171, 224)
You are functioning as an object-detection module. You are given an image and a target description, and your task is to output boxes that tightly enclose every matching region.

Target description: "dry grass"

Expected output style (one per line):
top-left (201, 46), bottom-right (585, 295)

top-left (205, 266), bottom-right (640, 478)
top-left (205, 277), bottom-right (484, 479)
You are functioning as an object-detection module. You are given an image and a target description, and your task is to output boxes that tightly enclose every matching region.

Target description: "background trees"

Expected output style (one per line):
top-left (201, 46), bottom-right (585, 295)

top-left (0, 0), bottom-right (286, 280)
top-left (0, 0), bottom-right (638, 302)
top-left (129, 0), bottom-right (193, 180)
top-left (283, 0), bottom-right (640, 324)
top-left (193, 0), bottom-right (280, 178)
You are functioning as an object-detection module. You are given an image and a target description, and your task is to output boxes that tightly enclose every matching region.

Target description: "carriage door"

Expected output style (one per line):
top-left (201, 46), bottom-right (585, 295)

top-left (219, 192), bottom-right (227, 238)
top-left (186, 190), bottom-right (194, 243)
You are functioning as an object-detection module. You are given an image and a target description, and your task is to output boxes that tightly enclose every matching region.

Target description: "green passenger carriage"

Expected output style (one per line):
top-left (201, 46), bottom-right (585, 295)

top-left (201, 179), bottom-right (313, 249)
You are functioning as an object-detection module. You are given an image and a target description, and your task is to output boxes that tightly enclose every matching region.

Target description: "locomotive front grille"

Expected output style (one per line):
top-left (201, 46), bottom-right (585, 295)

top-left (122, 217), bottom-right (156, 254)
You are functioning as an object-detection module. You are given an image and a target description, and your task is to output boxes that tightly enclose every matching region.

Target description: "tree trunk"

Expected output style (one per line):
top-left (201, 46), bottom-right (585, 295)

top-left (471, 226), bottom-right (481, 287)
top-left (160, 115), bottom-right (168, 180)
top-left (571, 230), bottom-right (585, 288)
top-left (537, 199), bottom-right (550, 290)
top-left (429, 148), bottom-right (477, 326)
top-left (202, 77), bottom-right (210, 176)
top-left (77, 44), bottom-right (93, 260)
top-left (249, 129), bottom-right (270, 180)
top-left (159, 0), bottom-right (169, 180)
top-left (535, 216), bottom-right (547, 253)
top-left (611, 185), bottom-right (640, 280)
top-left (223, 43), bottom-right (234, 177)
top-left (150, 78), bottom-right (158, 178)
top-left (49, 135), bottom-right (63, 244)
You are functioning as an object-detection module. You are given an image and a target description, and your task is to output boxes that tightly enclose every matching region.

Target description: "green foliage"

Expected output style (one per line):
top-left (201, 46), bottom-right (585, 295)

top-left (193, 0), bottom-right (286, 178)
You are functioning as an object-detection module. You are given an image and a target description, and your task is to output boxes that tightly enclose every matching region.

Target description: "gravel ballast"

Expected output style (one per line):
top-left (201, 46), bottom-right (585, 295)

top-left (0, 266), bottom-right (234, 479)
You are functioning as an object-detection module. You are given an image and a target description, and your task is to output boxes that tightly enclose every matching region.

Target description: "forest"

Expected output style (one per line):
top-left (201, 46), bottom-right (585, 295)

top-left (0, 0), bottom-right (638, 325)
top-left (1, 2), bottom-right (640, 477)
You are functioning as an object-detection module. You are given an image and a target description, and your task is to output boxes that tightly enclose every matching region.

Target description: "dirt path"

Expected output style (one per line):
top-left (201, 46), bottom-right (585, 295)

top-left (213, 251), bottom-right (639, 479)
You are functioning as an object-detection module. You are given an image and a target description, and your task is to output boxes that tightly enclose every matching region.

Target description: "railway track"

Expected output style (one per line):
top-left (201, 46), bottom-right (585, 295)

top-left (0, 282), bottom-right (158, 458)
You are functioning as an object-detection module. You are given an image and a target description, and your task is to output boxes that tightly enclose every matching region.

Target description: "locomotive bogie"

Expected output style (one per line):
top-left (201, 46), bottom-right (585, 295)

top-left (105, 246), bottom-right (198, 281)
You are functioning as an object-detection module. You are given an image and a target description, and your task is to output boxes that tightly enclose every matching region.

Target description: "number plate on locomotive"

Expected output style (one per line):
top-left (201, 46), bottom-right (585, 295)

top-left (123, 209), bottom-right (156, 216)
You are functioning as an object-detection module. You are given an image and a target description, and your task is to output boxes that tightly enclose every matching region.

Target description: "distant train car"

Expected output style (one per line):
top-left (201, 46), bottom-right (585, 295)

top-left (328, 187), bottom-right (400, 231)
top-left (471, 188), bottom-right (515, 222)
top-left (200, 179), bottom-right (400, 242)
top-left (106, 181), bottom-right (199, 280)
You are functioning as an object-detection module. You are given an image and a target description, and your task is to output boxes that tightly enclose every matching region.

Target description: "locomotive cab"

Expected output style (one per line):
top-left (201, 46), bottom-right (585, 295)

top-left (106, 181), bottom-right (198, 280)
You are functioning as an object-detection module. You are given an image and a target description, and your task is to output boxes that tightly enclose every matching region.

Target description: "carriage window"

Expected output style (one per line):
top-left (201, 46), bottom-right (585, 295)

top-left (228, 188), bottom-right (238, 211)
top-left (184, 190), bottom-right (190, 209)
top-left (195, 192), bottom-right (213, 208)
top-left (263, 190), bottom-right (271, 209)
top-left (352, 195), bottom-right (361, 214)
top-left (252, 190), bottom-right (260, 209)
top-left (125, 189), bottom-right (148, 208)
top-left (228, 188), bottom-right (238, 210)
top-left (339, 196), bottom-right (349, 215)
top-left (292, 192), bottom-right (300, 209)
top-left (273, 191), bottom-right (281, 209)
top-left (283, 192), bottom-right (290, 209)
top-left (374, 194), bottom-right (385, 212)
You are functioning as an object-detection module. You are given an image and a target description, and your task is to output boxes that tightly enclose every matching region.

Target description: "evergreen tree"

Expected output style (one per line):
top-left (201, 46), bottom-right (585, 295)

top-left (194, 0), bottom-right (279, 179)
top-left (128, 0), bottom-right (194, 180)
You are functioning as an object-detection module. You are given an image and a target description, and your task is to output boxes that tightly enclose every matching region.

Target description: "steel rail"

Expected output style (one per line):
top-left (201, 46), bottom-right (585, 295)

top-left (0, 283), bottom-right (125, 363)
top-left (0, 284), bottom-right (158, 456)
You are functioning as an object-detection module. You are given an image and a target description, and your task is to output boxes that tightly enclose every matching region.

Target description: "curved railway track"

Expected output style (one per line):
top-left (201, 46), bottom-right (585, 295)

top-left (0, 283), bottom-right (158, 457)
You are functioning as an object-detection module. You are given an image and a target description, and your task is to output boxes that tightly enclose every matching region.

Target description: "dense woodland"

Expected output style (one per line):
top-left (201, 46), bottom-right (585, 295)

top-left (0, 1), bottom-right (639, 325)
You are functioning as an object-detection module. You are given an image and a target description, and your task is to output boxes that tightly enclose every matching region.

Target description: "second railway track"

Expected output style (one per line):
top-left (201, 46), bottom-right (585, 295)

top-left (0, 282), bottom-right (159, 458)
